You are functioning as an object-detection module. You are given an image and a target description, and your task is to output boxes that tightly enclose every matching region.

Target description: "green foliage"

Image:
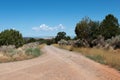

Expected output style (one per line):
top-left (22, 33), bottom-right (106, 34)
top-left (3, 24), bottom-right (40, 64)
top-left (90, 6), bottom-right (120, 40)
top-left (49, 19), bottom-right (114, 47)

top-left (75, 17), bottom-right (91, 40)
top-left (73, 36), bottom-right (78, 40)
top-left (34, 38), bottom-right (55, 45)
top-left (100, 14), bottom-right (120, 39)
top-left (55, 32), bottom-right (71, 43)
top-left (37, 38), bottom-right (47, 44)
top-left (75, 17), bottom-right (100, 41)
top-left (25, 48), bottom-right (41, 57)
top-left (46, 39), bottom-right (55, 45)
top-left (65, 36), bottom-right (71, 40)
top-left (55, 32), bottom-right (66, 43)
top-left (86, 55), bottom-right (106, 64)
top-left (89, 21), bottom-right (100, 39)
top-left (0, 29), bottom-right (24, 48)
top-left (26, 38), bottom-right (36, 43)
top-left (75, 14), bottom-right (120, 48)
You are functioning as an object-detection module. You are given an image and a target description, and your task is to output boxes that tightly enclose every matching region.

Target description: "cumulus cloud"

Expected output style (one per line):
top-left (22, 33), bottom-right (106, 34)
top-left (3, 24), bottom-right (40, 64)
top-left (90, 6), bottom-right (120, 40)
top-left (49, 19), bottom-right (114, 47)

top-left (32, 24), bottom-right (65, 31)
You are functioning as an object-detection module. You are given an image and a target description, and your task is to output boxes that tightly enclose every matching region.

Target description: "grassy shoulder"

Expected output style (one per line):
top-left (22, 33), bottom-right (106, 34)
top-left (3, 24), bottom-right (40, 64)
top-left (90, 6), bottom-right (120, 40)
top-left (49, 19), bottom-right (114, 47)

top-left (53, 44), bottom-right (120, 71)
top-left (0, 43), bottom-right (45, 63)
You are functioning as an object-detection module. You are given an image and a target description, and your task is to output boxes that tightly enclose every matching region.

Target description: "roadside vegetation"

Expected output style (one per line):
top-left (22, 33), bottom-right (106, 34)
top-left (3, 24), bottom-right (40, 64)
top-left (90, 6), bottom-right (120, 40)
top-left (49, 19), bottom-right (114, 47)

top-left (54, 44), bottom-right (120, 71)
top-left (0, 42), bottom-right (43, 63)
top-left (0, 29), bottom-right (24, 48)
top-left (53, 14), bottom-right (120, 71)
top-left (0, 13), bottom-right (120, 71)
top-left (0, 29), bottom-right (44, 63)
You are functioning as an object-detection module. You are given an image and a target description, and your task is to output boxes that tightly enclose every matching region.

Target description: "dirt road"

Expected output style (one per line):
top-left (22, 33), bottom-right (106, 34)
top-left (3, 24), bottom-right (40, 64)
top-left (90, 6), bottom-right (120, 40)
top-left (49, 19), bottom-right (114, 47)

top-left (0, 46), bottom-right (120, 80)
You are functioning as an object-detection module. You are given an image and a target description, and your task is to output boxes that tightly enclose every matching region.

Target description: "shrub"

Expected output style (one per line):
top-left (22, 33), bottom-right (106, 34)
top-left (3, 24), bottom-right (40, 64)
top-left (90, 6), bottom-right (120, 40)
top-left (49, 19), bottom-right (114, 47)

top-left (0, 45), bottom-right (15, 53)
top-left (0, 29), bottom-right (24, 48)
top-left (106, 35), bottom-right (120, 49)
top-left (25, 48), bottom-right (41, 57)
top-left (99, 14), bottom-right (120, 39)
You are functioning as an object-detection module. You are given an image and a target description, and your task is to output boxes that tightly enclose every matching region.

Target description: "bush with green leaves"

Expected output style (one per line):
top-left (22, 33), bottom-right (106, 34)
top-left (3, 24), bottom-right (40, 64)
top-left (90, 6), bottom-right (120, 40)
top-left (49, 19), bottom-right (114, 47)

top-left (100, 14), bottom-right (120, 39)
top-left (0, 29), bottom-right (24, 48)
top-left (74, 14), bottom-right (120, 48)
top-left (25, 48), bottom-right (41, 57)
top-left (55, 32), bottom-right (71, 43)
top-left (75, 17), bottom-right (100, 41)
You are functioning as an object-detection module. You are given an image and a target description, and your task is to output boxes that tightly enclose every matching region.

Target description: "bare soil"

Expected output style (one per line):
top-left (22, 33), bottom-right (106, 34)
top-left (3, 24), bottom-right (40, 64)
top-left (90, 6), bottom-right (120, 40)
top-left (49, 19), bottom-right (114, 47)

top-left (0, 45), bottom-right (120, 80)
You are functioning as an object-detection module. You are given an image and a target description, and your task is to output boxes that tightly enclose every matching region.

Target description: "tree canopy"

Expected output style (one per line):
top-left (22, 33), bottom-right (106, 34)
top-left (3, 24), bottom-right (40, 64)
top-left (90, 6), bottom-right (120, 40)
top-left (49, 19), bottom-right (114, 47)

top-left (75, 17), bottom-right (100, 41)
top-left (99, 14), bottom-right (120, 39)
top-left (55, 32), bottom-right (71, 43)
top-left (0, 29), bottom-right (24, 48)
top-left (75, 14), bottom-right (120, 41)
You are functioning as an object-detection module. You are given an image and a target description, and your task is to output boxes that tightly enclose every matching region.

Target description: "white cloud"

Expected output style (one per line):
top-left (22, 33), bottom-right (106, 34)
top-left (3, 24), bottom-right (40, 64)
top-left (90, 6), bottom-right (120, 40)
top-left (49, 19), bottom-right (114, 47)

top-left (32, 24), bottom-right (65, 31)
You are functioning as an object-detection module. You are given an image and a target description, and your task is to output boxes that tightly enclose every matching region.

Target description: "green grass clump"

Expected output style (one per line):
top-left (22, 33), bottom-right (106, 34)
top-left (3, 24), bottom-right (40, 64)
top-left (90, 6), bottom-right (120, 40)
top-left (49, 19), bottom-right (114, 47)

top-left (86, 55), bottom-right (106, 64)
top-left (25, 48), bottom-right (41, 57)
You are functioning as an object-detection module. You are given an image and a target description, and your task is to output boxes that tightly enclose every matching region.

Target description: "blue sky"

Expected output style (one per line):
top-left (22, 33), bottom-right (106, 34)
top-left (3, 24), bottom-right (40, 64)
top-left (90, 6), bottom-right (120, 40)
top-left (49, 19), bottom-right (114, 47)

top-left (0, 0), bottom-right (120, 37)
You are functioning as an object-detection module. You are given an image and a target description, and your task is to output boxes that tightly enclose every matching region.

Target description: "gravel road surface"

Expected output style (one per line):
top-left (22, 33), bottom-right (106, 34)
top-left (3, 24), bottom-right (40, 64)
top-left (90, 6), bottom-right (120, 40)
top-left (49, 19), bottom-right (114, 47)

top-left (0, 46), bottom-right (120, 80)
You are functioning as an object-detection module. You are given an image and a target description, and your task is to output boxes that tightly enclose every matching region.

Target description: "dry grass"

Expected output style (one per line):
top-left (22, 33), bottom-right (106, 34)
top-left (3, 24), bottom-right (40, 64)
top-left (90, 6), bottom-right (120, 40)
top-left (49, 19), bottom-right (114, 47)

top-left (39, 44), bottom-right (46, 48)
top-left (53, 44), bottom-right (71, 50)
top-left (0, 43), bottom-right (44, 63)
top-left (53, 44), bottom-right (120, 71)
top-left (0, 51), bottom-right (33, 63)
